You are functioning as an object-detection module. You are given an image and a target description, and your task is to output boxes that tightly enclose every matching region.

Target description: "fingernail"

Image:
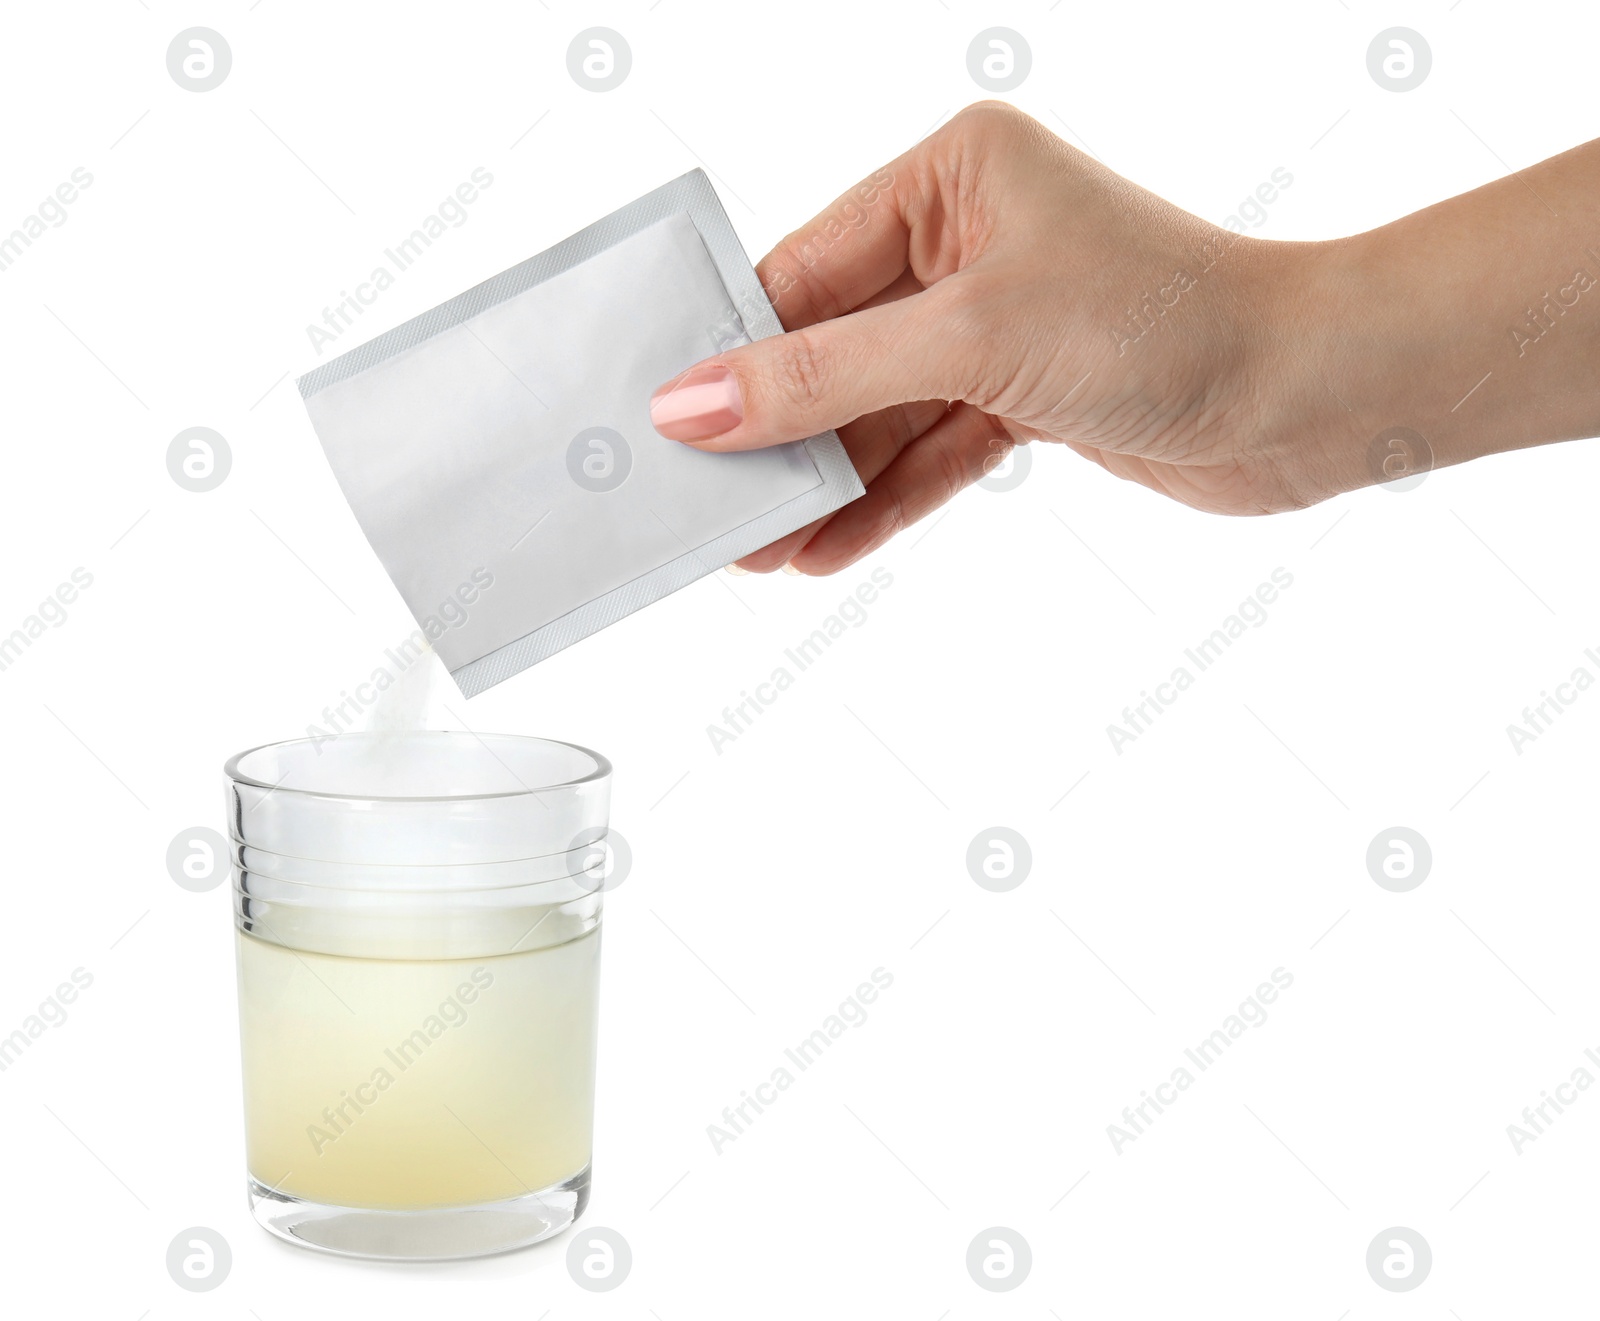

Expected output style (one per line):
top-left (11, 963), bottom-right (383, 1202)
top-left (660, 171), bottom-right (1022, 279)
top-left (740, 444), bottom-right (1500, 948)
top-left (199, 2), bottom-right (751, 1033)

top-left (781, 563), bottom-right (801, 576)
top-left (725, 564), bottom-right (750, 576)
top-left (649, 364), bottom-right (743, 441)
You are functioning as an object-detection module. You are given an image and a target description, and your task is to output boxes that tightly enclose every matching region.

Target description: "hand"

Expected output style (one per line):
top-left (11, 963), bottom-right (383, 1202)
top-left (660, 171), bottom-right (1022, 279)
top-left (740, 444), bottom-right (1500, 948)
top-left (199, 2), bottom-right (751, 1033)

top-left (647, 102), bottom-right (1600, 574)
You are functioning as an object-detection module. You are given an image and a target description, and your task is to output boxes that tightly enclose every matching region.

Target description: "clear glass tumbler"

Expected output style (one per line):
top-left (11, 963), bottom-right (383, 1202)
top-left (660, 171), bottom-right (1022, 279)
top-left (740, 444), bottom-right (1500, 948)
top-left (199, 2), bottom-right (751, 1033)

top-left (224, 731), bottom-right (611, 1261)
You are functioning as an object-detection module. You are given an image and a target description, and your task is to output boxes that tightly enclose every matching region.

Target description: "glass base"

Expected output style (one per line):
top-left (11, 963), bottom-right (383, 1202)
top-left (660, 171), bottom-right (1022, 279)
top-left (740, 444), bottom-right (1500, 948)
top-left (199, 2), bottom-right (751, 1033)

top-left (247, 1164), bottom-right (590, 1261)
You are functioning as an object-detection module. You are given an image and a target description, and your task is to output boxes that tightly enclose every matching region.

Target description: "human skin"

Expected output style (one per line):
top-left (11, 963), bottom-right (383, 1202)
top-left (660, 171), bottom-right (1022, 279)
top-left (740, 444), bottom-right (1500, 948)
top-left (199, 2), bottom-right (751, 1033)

top-left (646, 102), bottom-right (1600, 574)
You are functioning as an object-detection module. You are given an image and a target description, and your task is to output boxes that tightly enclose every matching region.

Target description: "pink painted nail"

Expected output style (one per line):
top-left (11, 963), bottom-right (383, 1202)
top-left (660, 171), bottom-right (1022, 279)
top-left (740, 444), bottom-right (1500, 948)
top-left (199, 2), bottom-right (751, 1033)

top-left (649, 364), bottom-right (743, 441)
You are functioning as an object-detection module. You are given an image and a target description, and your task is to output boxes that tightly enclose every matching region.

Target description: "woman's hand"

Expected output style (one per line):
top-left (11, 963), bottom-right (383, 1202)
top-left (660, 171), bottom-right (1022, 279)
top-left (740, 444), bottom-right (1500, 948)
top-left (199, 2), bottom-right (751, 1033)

top-left (647, 102), bottom-right (1600, 573)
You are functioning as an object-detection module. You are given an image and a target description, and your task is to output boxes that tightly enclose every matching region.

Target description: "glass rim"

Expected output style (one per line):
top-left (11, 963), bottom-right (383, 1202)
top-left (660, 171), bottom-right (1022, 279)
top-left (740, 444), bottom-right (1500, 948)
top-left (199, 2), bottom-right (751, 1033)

top-left (223, 731), bottom-right (612, 804)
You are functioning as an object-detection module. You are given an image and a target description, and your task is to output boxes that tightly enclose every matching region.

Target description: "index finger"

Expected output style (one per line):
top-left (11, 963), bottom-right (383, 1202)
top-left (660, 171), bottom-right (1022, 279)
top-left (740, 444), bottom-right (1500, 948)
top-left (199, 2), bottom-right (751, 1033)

top-left (755, 156), bottom-right (919, 333)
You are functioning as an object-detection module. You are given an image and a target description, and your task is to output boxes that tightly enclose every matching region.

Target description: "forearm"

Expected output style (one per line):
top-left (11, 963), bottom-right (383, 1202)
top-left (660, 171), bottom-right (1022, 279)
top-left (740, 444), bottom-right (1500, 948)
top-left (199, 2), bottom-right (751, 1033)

top-left (1271, 139), bottom-right (1600, 492)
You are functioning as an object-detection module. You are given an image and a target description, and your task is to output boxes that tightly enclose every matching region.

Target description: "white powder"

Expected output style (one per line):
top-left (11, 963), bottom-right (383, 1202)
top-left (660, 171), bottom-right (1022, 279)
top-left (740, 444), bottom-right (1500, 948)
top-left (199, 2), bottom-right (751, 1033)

top-left (361, 641), bottom-right (451, 734)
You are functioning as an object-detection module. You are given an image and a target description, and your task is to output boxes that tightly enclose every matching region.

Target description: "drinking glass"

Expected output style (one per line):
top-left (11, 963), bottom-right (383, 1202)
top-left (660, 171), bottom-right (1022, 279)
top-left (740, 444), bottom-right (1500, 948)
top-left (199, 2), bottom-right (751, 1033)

top-left (224, 731), bottom-right (611, 1260)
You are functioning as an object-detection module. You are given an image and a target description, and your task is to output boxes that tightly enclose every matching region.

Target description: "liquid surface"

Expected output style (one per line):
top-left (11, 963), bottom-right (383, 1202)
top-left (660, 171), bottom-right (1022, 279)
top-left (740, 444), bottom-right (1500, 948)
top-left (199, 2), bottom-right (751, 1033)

top-left (236, 927), bottom-right (600, 1209)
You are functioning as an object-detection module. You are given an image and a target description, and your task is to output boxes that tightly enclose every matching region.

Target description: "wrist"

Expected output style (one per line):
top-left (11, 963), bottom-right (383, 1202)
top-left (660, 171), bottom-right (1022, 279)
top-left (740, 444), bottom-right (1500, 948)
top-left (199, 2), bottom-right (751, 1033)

top-left (1243, 228), bottom-right (1480, 499)
top-left (1262, 206), bottom-right (1600, 498)
top-left (1228, 236), bottom-right (1375, 503)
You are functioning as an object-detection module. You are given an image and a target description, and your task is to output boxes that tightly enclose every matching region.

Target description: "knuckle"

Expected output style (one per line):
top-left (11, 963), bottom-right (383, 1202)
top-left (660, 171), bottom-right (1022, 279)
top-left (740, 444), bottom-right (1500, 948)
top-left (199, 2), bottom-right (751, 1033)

top-left (945, 101), bottom-right (1057, 178)
top-left (951, 100), bottom-right (1019, 137)
top-left (948, 100), bottom-right (1031, 151)
top-left (935, 278), bottom-right (993, 340)
top-left (880, 486), bottom-right (910, 543)
top-left (935, 438), bottom-right (975, 503)
top-left (768, 328), bottom-right (833, 412)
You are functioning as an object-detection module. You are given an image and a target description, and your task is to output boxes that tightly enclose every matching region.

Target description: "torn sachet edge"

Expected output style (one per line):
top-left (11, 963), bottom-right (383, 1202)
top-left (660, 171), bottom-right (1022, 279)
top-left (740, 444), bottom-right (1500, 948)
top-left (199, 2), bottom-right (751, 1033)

top-left (296, 167), bottom-right (863, 697)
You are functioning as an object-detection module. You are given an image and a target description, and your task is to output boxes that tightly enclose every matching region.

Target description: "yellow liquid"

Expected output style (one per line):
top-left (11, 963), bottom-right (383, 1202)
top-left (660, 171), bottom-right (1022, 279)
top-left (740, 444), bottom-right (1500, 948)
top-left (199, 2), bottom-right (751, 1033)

top-left (236, 927), bottom-right (600, 1209)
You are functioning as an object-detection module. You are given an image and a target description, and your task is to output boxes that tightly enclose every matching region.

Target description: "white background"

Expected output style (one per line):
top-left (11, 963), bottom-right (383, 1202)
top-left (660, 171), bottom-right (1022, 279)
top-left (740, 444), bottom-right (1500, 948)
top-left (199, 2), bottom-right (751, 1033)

top-left (2, 0), bottom-right (1597, 1315)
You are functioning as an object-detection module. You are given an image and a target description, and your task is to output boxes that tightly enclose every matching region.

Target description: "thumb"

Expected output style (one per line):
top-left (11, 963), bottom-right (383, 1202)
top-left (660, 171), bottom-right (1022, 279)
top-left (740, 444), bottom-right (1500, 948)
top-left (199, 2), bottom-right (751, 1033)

top-left (648, 282), bottom-right (977, 451)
